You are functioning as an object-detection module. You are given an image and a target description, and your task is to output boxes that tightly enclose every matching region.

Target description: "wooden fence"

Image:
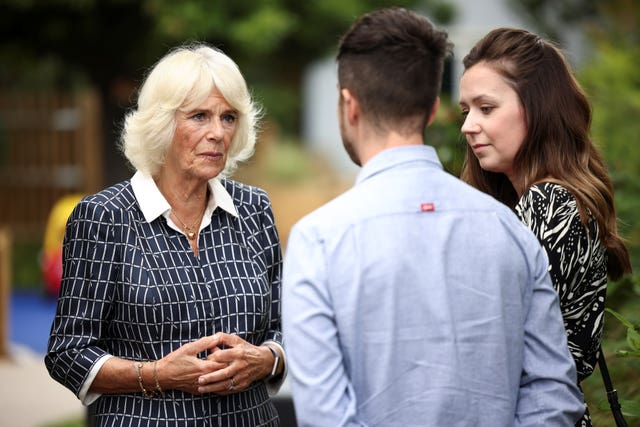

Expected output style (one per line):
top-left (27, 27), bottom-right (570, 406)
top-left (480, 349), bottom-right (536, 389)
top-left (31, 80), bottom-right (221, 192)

top-left (0, 89), bottom-right (103, 354)
top-left (0, 89), bottom-right (103, 240)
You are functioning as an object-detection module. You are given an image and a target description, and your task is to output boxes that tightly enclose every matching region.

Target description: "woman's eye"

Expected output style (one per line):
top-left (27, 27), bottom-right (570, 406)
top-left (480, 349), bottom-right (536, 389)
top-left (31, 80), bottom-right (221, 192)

top-left (222, 113), bottom-right (237, 124)
top-left (191, 112), bottom-right (206, 121)
top-left (460, 109), bottom-right (469, 117)
top-left (480, 106), bottom-right (494, 114)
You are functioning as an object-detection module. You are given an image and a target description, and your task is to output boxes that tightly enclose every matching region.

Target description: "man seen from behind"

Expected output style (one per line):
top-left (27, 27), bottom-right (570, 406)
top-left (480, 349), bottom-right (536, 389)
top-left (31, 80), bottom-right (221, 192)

top-left (282, 7), bottom-right (584, 427)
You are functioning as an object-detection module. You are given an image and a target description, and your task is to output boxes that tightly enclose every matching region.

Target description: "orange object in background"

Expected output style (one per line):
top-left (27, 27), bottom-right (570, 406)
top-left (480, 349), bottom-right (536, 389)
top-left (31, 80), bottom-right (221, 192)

top-left (41, 194), bottom-right (84, 297)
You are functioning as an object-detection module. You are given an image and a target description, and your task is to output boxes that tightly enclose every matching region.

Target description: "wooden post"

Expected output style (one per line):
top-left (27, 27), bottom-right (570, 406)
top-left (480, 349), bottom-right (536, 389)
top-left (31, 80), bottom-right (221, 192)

top-left (0, 227), bottom-right (11, 358)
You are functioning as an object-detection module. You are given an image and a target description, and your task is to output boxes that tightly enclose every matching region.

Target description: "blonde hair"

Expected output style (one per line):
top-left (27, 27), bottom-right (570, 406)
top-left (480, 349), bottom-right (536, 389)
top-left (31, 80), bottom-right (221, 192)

top-left (120, 43), bottom-right (261, 178)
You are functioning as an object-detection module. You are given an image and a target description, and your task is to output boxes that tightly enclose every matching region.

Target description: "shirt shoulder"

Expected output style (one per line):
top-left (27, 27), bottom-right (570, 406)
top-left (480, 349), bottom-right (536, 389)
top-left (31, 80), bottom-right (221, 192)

top-left (516, 182), bottom-right (578, 228)
top-left (69, 181), bottom-right (136, 222)
top-left (292, 169), bottom-right (536, 251)
top-left (518, 182), bottom-right (574, 208)
top-left (219, 178), bottom-right (273, 214)
top-left (66, 182), bottom-right (137, 239)
top-left (81, 180), bottom-right (135, 210)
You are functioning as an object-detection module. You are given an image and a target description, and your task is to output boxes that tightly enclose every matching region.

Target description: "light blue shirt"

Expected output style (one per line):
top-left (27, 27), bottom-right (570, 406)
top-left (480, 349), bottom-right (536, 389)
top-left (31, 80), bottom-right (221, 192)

top-left (282, 145), bottom-right (584, 427)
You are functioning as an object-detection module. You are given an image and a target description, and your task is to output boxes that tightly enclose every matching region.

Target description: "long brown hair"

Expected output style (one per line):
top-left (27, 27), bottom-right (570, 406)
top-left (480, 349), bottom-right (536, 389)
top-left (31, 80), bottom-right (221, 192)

top-left (460, 28), bottom-right (631, 280)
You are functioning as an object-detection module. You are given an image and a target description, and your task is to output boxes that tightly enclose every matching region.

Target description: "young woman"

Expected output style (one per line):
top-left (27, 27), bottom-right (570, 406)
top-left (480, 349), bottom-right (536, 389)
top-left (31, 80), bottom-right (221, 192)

top-left (458, 28), bottom-right (632, 426)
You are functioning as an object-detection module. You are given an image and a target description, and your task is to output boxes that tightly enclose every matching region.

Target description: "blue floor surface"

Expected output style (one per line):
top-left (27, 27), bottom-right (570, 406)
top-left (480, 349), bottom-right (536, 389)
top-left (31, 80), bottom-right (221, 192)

top-left (9, 289), bottom-right (58, 355)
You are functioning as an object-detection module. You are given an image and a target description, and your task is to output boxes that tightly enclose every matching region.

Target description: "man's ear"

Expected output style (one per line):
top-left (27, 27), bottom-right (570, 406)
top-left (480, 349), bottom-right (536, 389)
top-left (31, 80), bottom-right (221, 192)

top-left (340, 88), bottom-right (359, 125)
top-left (426, 96), bottom-right (440, 127)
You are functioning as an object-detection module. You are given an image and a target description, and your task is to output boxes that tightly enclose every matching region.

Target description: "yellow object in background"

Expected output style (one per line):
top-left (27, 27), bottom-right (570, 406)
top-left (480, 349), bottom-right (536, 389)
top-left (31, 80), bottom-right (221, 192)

top-left (43, 194), bottom-right (84, 253)
top-left (42, 194), bottom-right (83, 297)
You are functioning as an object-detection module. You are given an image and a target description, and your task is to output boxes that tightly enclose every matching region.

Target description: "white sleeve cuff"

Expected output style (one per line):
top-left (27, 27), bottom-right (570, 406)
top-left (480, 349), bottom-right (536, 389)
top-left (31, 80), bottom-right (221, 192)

top-left (78, 354), bottom-right (113, 405)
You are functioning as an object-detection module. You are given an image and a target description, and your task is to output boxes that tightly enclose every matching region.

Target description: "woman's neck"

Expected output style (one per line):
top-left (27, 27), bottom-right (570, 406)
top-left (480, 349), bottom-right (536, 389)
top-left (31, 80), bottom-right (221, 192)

top-left (154, 170), bottom-right (209, 211)
top-left (154, 171), bottom-right (209, 254)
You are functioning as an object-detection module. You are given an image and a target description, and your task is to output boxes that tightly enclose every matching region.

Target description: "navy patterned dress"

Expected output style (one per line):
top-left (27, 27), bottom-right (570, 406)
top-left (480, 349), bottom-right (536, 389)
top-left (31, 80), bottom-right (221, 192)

top-left (516, 182), bottom-right (607, 426)
top-left (45, 178), bottom-right (283, 426)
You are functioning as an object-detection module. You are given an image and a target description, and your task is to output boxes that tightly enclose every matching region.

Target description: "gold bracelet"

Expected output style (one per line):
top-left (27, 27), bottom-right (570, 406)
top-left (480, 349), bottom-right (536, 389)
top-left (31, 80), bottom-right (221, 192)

top-left (136, 361), bottom-right (157, 398)
top-left (153, 360), bottom-right (164, 397)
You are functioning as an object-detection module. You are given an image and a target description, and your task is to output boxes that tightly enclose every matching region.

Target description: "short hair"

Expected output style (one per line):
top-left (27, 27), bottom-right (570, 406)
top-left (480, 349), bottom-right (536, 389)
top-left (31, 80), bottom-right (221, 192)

top-left (120, 43), bottom-right (261, 178)
top-left (337, 7), bottom-right (452, 133)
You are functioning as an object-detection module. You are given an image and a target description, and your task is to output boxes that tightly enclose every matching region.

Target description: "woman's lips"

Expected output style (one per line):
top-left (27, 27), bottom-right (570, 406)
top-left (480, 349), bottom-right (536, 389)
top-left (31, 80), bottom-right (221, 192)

top-left (200, 152), bottom-right (223, 159)
top-left (471, 143), bottom-right (489, 151)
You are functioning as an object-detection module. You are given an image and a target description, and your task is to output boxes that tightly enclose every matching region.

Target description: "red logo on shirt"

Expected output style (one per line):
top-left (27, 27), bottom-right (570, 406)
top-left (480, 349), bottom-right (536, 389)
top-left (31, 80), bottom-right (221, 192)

top-left (420, 203), bottom-right (435, 212)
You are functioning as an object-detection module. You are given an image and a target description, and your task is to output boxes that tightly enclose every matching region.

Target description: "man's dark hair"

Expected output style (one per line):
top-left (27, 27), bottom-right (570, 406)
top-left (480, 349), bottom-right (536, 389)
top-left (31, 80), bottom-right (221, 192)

top-left (337, 7), bottom-right (452, 133)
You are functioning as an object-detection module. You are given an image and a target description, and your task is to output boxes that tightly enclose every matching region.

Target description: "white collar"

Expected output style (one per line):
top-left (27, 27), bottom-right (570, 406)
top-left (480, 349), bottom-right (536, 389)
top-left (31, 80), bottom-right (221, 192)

top-left (131, 171), bottom-right (239, 227)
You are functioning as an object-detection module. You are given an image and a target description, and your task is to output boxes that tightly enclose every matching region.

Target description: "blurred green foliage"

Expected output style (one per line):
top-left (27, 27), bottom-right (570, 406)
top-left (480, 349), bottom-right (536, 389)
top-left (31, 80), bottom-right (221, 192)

top-left (606, 305), bottom-right (640, 359)
top-left (44, 417), bottom-right (85, 427)
top-left (12, 240), bottom-right (42, 289)
top-left (580, 43), bottom-right (640, 272)
top-left (427, 96), bottom-right (466, 176)
top-left (597, 306), bottom-right (640, 419)
top-left (0, 0), bottom-right (454, 136)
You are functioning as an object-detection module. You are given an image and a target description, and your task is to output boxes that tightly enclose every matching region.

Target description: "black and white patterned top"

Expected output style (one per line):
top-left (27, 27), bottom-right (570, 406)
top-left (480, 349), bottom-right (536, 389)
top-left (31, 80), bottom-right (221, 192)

top-left (516, 182), bottom-right (607, 382)
top-left (45, 176), bottom-right (283, 426)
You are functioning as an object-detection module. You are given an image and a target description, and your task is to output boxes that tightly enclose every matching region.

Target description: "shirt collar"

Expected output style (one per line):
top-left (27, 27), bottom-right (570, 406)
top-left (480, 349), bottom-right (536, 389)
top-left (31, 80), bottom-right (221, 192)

top-left (131, 171), bottom-right (239, 224)
top-left (209, 178), bottom-right (239, 218)
top-left (356, 145), bottom-right (443, 185)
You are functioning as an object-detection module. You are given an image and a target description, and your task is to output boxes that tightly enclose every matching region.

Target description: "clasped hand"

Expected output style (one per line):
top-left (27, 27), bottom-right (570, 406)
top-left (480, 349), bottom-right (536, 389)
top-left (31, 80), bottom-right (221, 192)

top-left (158, 332), bottom-right (272, 395)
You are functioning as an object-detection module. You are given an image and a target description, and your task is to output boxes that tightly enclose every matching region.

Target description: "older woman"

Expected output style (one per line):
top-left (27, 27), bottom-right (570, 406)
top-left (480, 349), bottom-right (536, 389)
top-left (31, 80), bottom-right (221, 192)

top-left (45, 43), bottom-right (285, 426)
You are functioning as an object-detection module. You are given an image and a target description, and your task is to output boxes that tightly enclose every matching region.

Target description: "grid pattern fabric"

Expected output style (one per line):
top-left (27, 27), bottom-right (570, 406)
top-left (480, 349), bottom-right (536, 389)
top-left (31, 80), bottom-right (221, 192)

top-left (45, 178), bottom-right (283, 426)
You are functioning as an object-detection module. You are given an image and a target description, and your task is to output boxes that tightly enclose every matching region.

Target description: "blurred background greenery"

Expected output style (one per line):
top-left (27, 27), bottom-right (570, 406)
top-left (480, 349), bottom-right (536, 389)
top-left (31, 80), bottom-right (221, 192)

top-left (1, 0), bottom-right (638, 425)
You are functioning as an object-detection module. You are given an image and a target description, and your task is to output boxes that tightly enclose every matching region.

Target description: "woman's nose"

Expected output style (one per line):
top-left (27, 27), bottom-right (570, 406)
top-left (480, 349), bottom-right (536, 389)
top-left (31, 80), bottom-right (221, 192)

top-left (460, 113), bottom-right (478, 134)
top-left (206, 118), bottom-right (224, 140)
